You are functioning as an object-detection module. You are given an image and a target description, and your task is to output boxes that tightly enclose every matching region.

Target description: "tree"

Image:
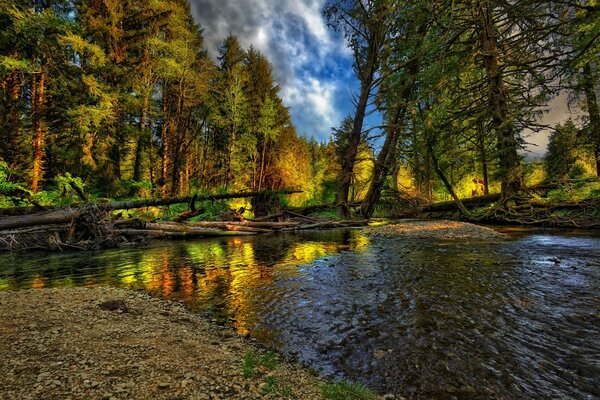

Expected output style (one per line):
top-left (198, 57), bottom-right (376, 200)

top-left (359, 0), bottom-right (430, 217)
top-left (324, 0), bottom-right (390, 217)
top-left (213, 35), bottom-right (249, 189)
top-left (545, 119), bottom-right (580, 179)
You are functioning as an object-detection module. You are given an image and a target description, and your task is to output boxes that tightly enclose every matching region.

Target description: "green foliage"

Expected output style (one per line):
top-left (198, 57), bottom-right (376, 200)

top-left (545, 120), bottom-right (581, 179)
top-left (0, 161), bottom-right (31, 206)
top-left (547, 181), bottom-right (600, 202)
top-left (321, 381), bottom-right (376, 400)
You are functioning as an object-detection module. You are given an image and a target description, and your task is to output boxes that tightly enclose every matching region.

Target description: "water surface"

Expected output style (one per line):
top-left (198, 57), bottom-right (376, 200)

top-left (1, 228), bottom-right (599, 399)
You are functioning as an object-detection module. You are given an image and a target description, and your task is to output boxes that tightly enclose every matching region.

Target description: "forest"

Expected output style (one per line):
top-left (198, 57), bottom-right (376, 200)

top-left (0, 0), bottom-right (599, 224)
top-left (1, 2), bottom-right (600, 399)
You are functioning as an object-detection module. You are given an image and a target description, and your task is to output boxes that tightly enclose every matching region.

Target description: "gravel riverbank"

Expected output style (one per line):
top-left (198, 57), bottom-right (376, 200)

top-left (364, 220), bottom-right (507, 241)
top-left (0, 287), bottom-right (333, 400)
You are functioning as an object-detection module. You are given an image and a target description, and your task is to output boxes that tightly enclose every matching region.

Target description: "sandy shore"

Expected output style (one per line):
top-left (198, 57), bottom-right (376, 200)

top-left (0, 287), bottom-right (332, 400)
top-left (364, 220), bottom-right (507, 241)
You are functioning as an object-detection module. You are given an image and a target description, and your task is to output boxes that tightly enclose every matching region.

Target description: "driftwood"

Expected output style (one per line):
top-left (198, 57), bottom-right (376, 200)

top-left (173, 208), bottom-right (205, 222)
top-left (279, 220), bottom-right (369, 231)
top-left (185, 220), bottom-right (300, 229)
top-left (115, 228), bottom-right (256, 239)
top-left (249, 212), bottom-right (284, 222)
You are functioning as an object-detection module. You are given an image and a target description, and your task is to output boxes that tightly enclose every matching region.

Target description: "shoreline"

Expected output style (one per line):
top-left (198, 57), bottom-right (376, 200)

top-left (364, 219), bottom-right (508, 241)
top-left (0, 287), bottom-right (336, 400)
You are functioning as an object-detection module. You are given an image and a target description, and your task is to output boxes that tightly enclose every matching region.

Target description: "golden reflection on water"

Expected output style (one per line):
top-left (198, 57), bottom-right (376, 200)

top-left (1, 231), bottom-right (370, 334)
top-left (121, 232), bottom-right (370, 332)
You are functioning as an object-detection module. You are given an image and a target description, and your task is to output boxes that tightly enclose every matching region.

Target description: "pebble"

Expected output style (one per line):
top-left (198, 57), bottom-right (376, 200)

top-left (0, 287), bottom-right (328, 400)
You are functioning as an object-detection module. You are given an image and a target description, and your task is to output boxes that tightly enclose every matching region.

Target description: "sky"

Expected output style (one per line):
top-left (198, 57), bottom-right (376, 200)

top-left (188, 0), bottom-right (570, 157)
top-left (189, 0), bottom-right (357, 143)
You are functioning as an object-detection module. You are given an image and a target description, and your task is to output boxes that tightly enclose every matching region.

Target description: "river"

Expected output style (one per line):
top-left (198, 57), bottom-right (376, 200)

top-left (1, 227), bottom-right (599, 399)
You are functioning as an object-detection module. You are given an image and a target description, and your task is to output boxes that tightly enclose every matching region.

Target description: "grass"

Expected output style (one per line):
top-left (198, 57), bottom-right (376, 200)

top-left (321, 381), bottom-right (377, 400)
top-left (242, 350), bottom-right (295, 396)
top-left (242, 350), bottom-right (378, 399)
top-left (242, 350), bottom-right (279, 379)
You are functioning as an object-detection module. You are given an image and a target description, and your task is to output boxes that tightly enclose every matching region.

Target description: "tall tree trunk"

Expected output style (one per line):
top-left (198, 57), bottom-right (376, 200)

top-left (160, 80), bottom-right (170, 195)
top-left (133, 95), bottom-right (149, 182)
top-left (1, 71), bottom-right (22, 169)
top-left (477, 122), bottom-right (490, 194)
top-left (427, 138), bottom-right (473, 217)
top-left (360, 107), bottom-right (406, 217)
top-left (477, 0), bottom-right (525, 202)
top-left (31, 64), bottom-right (46, 193)
top-left (359, 28), bottom-right (423, 218)
top-left (582, 63), bottom-right (600, 176)
top-left (258, 138), bottom-right (268, 190)
top-left (390, 157), bottom-right (400, 192)
top-left (336, 34), bottom-right (381, 218)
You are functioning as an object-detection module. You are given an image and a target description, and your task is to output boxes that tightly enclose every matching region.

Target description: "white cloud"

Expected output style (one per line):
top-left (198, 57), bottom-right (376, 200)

top-left (189, 0), bottom-right (353, 140)
top-left (282, 76), bottom-right (340, 134)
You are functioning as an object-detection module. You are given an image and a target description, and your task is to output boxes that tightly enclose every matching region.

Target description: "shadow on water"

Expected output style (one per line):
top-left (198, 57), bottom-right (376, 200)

top-left (1, 227), bottom-right (599, 399)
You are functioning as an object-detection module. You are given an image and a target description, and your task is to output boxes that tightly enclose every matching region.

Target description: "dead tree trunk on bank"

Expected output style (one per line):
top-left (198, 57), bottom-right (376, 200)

top-left (476, 0), bottom-right (525, 202)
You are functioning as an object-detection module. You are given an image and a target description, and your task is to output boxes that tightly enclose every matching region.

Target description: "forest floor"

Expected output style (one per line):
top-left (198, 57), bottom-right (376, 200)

top-left (364, 219), bottom-right (508, 241)
top-left (0, 287), bottom-right (389, 400)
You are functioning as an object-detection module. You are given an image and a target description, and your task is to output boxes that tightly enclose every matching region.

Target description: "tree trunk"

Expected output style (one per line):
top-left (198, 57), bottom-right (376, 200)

top-left (477, 0), bottom-right (525, 201)
top-left (2, 71), bottom-right (22, 168)
top-left (360, 53), bottom-right (422, 217)
top-left (336, 34), bottom-right (381, 218)
top-left (133, 94), bottom-right (149, 182)
top-left (427, 138), bottom-right (472, 217)
top-left (360, 107), bottom-right (406, 217)
top-left (478, 122), bottom-right (490, 194)
top-left (160, 80), bottom-right (170, 195)
top-left (582, 63), bottom-right (600, 176)
top-left (31, 64), bottom-right (46, 193)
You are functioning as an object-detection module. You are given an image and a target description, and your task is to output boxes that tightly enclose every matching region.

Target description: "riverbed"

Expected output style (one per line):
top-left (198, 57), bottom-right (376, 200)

top-left (1, 227), bottom-right (599, 399)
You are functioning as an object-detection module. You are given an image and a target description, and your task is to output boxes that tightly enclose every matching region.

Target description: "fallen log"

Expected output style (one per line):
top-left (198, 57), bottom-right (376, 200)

top-left (0, 189), bottom-right (302, 217)
top-left (285, 202), bottom-right (361, 216)
top-left (173, 208), bottom-right (205, 222)
top-left (422, 193), bottom-right (501, 212)
top-left (0, 210), bottom-right (82, 231)
top-left (279, 220), bottom-right (369, 231)
top-left (185, 220), bottom-right (300, 229)
top-left (250, 213), bottom-right (284, 222)
top-left (115, 228), bottom-right (256, 239)
top-left (421, 183), bottom-right (562, 213)
top-left (146, 222), bottom-right (271, 234)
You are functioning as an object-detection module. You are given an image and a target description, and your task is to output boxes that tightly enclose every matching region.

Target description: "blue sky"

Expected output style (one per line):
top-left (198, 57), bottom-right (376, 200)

top-left (188, 0), bottom-right (565, 157)
top-left (189, 0), bottom-right (359, 142)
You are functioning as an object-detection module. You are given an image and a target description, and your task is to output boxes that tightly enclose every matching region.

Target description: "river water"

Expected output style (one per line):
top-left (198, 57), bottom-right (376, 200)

top-left (1, 227), bottom-right (599, 399)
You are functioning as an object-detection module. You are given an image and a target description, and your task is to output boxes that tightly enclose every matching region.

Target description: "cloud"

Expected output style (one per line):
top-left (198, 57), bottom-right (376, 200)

top-left (189, 0), bottom-right (354, 140)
